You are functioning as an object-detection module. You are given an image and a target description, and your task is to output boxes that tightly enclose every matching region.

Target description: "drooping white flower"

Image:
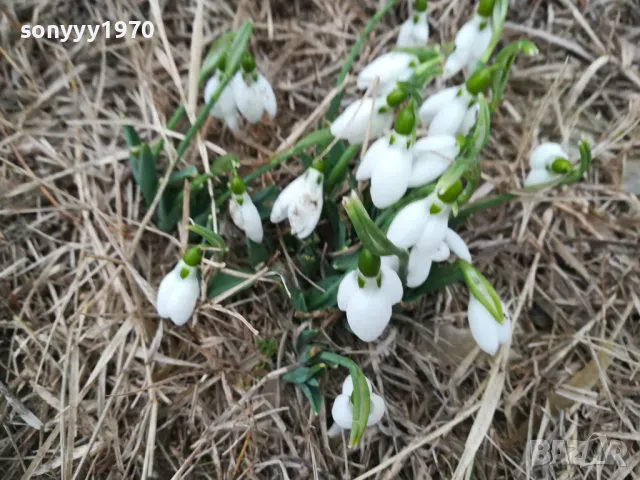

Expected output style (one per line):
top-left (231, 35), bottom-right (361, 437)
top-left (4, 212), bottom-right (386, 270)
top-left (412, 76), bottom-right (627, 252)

top-left (157, 248), bottom-right (201, 326)
top-left (357, 52), bottom-right (419, 96)
top-left (356, 133), bottom-right (413, 208)
top-left (337, 250), bottom-right (403, 342)
top-left (331, 375), bottom-right (386, 431)
top-left (443, 14), bottom-right (493, 79)
top-left (204, 71), bottom-right (240, 131)
top-left (524, 142), bottom-right (572, 187)
top-left (468, 296), bottom-right (511, 355)
top-left (397, 11), bottom-right (429, 48)
top-left (419, 85), bottom-right (475, 136)
top-left (231, 70), bottom-right (277, 123)
top-left (270, 165), bottom-right (324, 239)
top-left (330, 97), bottom-right (393, 145)
top-left (409, 134), bottom-right (460, 187)
top-left (229, 179), bottom-right (263, 243)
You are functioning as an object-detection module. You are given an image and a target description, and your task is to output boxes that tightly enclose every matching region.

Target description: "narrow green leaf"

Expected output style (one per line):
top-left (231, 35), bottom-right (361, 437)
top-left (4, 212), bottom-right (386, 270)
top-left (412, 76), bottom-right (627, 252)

top-left (332, 250), bottom-right (360, 272)
top-left (402, 263), bottom-right (464, 302)
top-left (123, 125), bottom-right (141, 183)
top-left (288, 287), bottom-right (309, 313)
top-left (458, 260), bottom-right (504, 324)
top-left (247, 238), bottom-right (269, 269)
top-left (251, 185), bottom-right (281, 220)
top-left (167, 166), bottom-right (199, 187)
top-left (296, 329), bottom-right (319, 351)
top-left (211, 154), bottom-right (239, 175)
top-left (138, 144), bottom-right (157, 206)
top-left (188, 224), bottom-right (226, 250)
top-left (299, 383), bottom-right (324, 414)
top-left (224, 21), bottom-right (253, 78)
top-left (305, 274), bottom-right (345, 311)
top-left (199, 31), bottom-right (235, 85)
top-left (323, 202), bottom-right (347, 250)
top-left (207, 269), bottom-right (253, 299)
top-left (281, 364), bottom-right (327, 385)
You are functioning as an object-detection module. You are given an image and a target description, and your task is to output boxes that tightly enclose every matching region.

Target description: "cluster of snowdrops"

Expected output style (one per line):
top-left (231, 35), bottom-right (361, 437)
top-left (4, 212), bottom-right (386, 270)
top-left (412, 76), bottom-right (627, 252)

top-left (148, 0), bottom-right (591, 445)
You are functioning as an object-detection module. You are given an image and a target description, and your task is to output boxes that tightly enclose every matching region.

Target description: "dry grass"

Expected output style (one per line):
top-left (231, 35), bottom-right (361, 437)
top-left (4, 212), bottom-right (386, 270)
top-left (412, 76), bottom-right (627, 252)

top-left (2, 0), bottom-right (640, 478)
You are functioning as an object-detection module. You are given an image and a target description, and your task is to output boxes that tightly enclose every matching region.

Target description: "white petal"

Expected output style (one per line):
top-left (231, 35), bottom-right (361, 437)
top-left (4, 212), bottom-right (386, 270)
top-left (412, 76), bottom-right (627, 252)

top-left (255, 73), bottom-right (277, 118)
top-left (356, 136), bottom-right (389, 181)
top-left (270, 175), bottom-right (306, 223)
top-left (416, 210), bottom-right (449, 253)
top-left (330, 98), bottom-right (392, 145)
top-left (524, 168), bottom-right (559, 187)
top-left (455, 17), bottom-right (482, 53)
top-left (409, 157), bottom-right (452, 187)
top-left (229, 196), bottom-right (244, 230)
top-left (357, 52), bottom-right (417, 94)
top-left (442, 50), bottom-right (470, 80)
top-left (381, 255), bottom-right (399, 273)
top-left (205, 73), bottom-right (237, 119)
top-left (428, 97), bottom-right (469, 136)
top-left (223, 112), bottom-right (241, 132)
top-left (468, 295), bottom-right (499, 355)
top-left (288, 170), bottom-right (324, 239)
top-left (232, 72), bottom-right (264, 123)
top-left (385, 197), bottom-right (429, 248)
top-left (346, 288), bottom-right (392, 342)
top-left (165, 269), bottom-right (199, 326)
top-left (240, 194), bottom-right (264, 243)
top-left (460, 103), bottom-right (479, 136)
top-left (337, 271), bottom-right (358, 311)
top-left (380, 265), bottom-right (403, 304)
top-left (331, 394), bottom-right (354, 429)
top-left (419, 87), bottom-right (459, 125)
top-left (470, 20), bottom-right (493, 65)
top-left (530, 142), bottom-right (568, 169)
top-left (157, 265), bottom-right (180, 318)
top-left (409, 135), bottom-right (459, 187)
top-left (397, 12), bottom-right (428, 48)
top-left (430, 242), bottom-right (451, 262)
top-left (444, 228), bottom-right (471, 262)
top-left (496, 313), bottom-right (512, 345)
top-left (370, 142), bottom-right (412, 208)
top-left (407, 246), bottom-right (433, 288)
top-left (367, 393), bottom-right (386, 426)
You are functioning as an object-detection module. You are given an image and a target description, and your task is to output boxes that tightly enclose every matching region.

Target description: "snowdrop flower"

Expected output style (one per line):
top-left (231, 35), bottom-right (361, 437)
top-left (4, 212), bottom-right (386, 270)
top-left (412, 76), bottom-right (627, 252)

top-left (330, 97), bottom-right (393, 145)
top-left (157, 247), bottom-right (201, 326)
top-left (270, 161), bottom-right (324, 239)
top-left (357, 52), bottom-right (419, 96)
top-left (468, 296), bottom-right (511, 355)
top-left (355, 103), bottom-right (416, 208)
top-left (524, 142), bottom-right (573, 187)
top-left (443, 0), bottom-right (495, 79)
top-left (331, 375), bottom-right (386, 432)
top-left (231, 53), bottom-right (277, 123)
top-left (409, 134), bottom-right (460, 187)
top-left (228, 176), bottom-right (263, 243)
top-left (337, 249), bottom-right (403, 342)
top-left (397, 0), bottom-right (429, 48)
top-left (419, 85), bottom-right (475, 136)
top-left (204, 70), bottom-right (241, 131)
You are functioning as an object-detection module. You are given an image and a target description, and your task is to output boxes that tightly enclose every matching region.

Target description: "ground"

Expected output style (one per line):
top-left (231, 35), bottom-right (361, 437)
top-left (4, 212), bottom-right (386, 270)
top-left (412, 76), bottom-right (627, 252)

top-left (1, 0), bottom-right (640, 479)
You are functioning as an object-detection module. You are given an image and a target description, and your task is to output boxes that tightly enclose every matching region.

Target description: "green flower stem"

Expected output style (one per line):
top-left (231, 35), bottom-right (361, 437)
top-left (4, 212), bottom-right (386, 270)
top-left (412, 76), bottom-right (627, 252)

top-left (215, 128), bottom-right (334, 206)
top-left (317, 352), bottom-right (370, 447)
top-left (480, 0), bottom-right (509, 64)
top-left (326, 0), bottom-right (399, 121)
top-left (325, 144), bottom-right (360, 191)
top-left (152, 104), bottom-right (187, 158)
top-left (450, 192), bottom-right (517, 228)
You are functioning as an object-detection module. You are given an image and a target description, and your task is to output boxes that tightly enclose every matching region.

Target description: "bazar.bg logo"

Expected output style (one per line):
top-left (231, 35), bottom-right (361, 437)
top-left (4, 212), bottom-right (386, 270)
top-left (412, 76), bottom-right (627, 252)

top-left (20, 21), bottom-right (154, 43)
top-left (528, 436), bottom-right (628, 467)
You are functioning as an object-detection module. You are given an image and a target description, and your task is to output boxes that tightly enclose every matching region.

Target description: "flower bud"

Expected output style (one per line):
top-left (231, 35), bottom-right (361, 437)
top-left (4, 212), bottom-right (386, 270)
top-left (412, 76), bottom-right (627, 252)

top-left (386, 87), bottom-right (407, 107)
top-left (415, 0), bottom-right (428, 12)
top-left (550, 157), bottom-right (573, 174)
top-left (182, 246), bottom-right (202, 268)
top-left (465, 67), bottom-right (493, 95)
top-left (240, 52), bottom-right (256, 72)
top-left (230, 175), bottom-right (246, 195)
top-left (477, 0), bottom-right (496, 17)
top-left (357, 249), bottom-right (381, 278)
top-left (438, 179), bottom-right (463, 204)
top-left (311, 158), bottom-right (327, 174)
top-left (393, 103), bottom-right (416, 135)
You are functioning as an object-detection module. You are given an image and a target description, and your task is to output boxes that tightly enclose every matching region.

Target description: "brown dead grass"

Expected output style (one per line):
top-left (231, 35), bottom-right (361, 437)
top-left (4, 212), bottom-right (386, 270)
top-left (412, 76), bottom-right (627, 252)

top-left (2, 0), bottom-right (640, 478)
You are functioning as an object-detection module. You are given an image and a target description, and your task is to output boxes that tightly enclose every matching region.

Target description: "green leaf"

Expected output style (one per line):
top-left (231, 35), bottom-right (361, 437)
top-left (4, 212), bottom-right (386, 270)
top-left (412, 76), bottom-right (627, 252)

top-left (296, 329), bottom-right (319, 351)
top-left (247, 238), bottom-right (269, 269)
top-left (403, 262), bottom-right (464, 302)
top-left (323, 201), bottom-right (347, 250)
top-left (251, 185), bottom-right (281, 220)
top-left (331, 250), bottom-right (360, 272)
top-left (123, 125), bottom-right (141, 183)
top-left (167, 166), bottom-right (199, 187)
top-left (305, 274), bottom-right (345, 311)
top-left (282, 364), bottom-right (327, 385)
top-left (257, 337), bottom-right (279, 359)
top-left (288, 286), bottom-right (308, 313)
top-left (211, 154), bottom-right (238, 176)
top-left (188, 224), bottom-right (226, 250)
top-left (299, 383), bottom-right (324, 414)
top-left (199, 31), bottom-right (234, 85)
top-left (296, 249), bottom-right (318, 279)
top-left (138, 144), bottom-right (157, 206)
top-left (458, 260), bottom-right (503, 324)
top-left (299, 152), bottom-right (314, 169)
top-left (224, 21), bottom-right (253, 78)
top-left (207, 269), bottom-right (253, 299)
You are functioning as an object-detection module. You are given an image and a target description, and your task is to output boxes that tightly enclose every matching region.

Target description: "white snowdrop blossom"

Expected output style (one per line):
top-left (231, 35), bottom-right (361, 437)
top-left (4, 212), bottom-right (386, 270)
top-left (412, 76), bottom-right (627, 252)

top-left (337, 251), bottom-right (403, 342)
top-left (231, 70), bottom-right (277, 123)
top-left (356, 133), bottom-right (414, 208)
top-left (228, 180), bottom-right (263, 243)
top-left (357, 52), bottom-right (419, 96)
top-left (419, 85), bottom-right (476, 136)
top-left (468, 297), bottom-right (511, 355)
top-left (157, 248), bottom-right (201, 326)
top-left (443, 14), bottom-right (493, 79)
top-left (204, 71), bottom-right (241, 131)
top-left (330, 97), bottom-right (393, 145)
top-left (525, 142), bottom-right (572, 187)
top-left (331, 375), bottom-right (386, 431)
top-left (397, 11), bottom-right (429, 48)
top-left (409, 134), bottom-right (460, 187)
top-left (384, 192), bottom-right (472, 287)
top-left (270, 165), bottom-right (324, 239)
